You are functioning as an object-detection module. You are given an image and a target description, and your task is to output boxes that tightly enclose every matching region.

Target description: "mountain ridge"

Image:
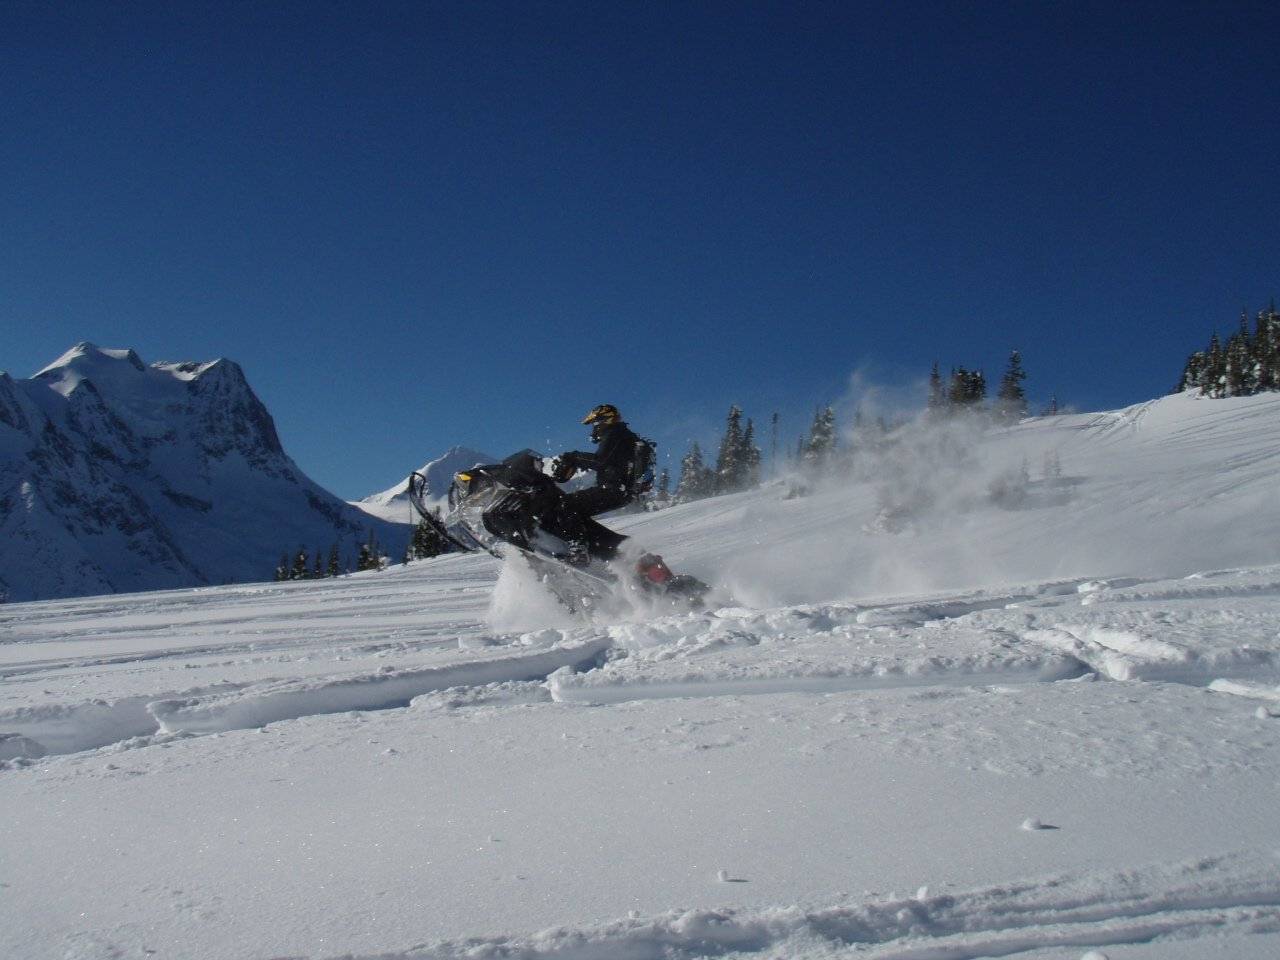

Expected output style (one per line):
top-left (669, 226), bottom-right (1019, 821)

top-left (0, 343), bottom-right (408, 601)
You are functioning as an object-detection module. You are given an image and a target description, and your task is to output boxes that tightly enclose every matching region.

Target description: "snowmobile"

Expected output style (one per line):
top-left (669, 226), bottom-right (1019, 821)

top-left (407, 450), bottom-right (711, 614)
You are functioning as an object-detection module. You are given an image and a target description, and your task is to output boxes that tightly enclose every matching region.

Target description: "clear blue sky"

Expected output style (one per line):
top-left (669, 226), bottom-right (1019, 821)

top-left (3, 1), bottom-right (1277, 498)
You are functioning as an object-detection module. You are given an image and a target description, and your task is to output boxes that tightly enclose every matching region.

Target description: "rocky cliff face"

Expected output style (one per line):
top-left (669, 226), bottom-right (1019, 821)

top-left (0, 343), bottom-right (406, 601)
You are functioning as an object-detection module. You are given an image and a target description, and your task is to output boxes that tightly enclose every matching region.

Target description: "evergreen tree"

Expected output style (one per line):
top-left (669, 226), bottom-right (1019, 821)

top-left (408, 513), bottom-right (448, 560)
top-left (1255, 301), bottom-right (1280, 392)
top-left (274, 552), bottom-right (290, 582)
top-left (327, 543), bottom-right (340, 578)
top-left (996, 351), bottom-right (1028, 422)
top-left (803, 406), bottom-right (836, 468)
top-left (291, 547), bottom-right (309, 581)
top-left (927, 362), bottom-right (946, 413)
top-left (1179, 351), bottom-right (1205, 393)
top-left (1178, 304), bottom-right (1280, 399)
top-left (1223, 314), bottom-right (1254, 396)
top-left (741, 418), bottom-right (761, 488)
top-left (769, 412), bottom-right (779, 478)
top-left (1253, 307), bottom-right (1274, 392)
top-left (948, 368), bottom-right (987, 408)
top-left (676, 442), bottom-right (715, 501)
top-left (356, 530), bottom-right (382, 572)
top-left (715, 406), bottom-right (745, 493)
top-left (656, 467), bottom-right (671, 502)
top-left (1203, 332), bottom-right (1225, 396)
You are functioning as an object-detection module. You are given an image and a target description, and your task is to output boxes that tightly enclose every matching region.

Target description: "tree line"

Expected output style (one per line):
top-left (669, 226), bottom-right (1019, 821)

top-left (670, 350), bottom-right (1043, 504)
top-left (927, 351), bottom-right (1042, 422)
top-left (1177, 302), bottom-right (1280, 398)
top-left (670, 405), bottom-right (764, 501)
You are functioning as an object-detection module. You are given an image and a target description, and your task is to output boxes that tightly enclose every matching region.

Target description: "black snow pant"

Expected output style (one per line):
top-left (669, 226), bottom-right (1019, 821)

top-left (553, 486), bottom-right (631, 561)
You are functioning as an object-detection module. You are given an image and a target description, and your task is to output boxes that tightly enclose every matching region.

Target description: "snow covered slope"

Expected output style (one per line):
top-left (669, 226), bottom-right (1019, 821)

top-left (353, 445), bottom-right (492, 522)
top-left (631, 390), bottom-right (1280, 607)
top-left (2, 392), bottom-right (1279, 960)
top-left (0, 343), bottom-right (406, 601)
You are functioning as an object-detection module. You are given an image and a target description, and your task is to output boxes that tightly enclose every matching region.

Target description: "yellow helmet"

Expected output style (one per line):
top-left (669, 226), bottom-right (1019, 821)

top-left (581, 403), bottom-right (621, 426)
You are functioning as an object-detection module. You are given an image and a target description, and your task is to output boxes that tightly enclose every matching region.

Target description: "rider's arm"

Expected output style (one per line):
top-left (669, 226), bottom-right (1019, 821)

top-left (554, 450), bottom-right (597, 481)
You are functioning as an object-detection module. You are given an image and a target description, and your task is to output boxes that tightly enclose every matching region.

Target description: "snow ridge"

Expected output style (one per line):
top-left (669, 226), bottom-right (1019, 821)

top-left (339, 853), bottom-right (1280, 960)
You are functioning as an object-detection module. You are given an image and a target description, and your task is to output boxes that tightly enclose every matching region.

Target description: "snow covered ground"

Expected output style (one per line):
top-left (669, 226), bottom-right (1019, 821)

top-left (3, 392), bottom-right (1280, 959)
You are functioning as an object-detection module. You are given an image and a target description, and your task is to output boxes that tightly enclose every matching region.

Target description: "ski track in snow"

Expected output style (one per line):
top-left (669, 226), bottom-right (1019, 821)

top-left (9, 567), bottom-right (1280, 757)
top-left (338, 853), bottom-right (1280, 960)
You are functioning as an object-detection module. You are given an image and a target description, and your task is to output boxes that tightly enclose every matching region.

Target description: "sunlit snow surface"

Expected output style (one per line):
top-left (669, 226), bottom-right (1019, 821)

top-left (3, 393), bottom-right (1280, 959)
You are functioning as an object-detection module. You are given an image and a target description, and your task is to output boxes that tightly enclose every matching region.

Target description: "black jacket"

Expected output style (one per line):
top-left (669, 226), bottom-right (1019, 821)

top-left (562, 421), bottom-right (639, 492)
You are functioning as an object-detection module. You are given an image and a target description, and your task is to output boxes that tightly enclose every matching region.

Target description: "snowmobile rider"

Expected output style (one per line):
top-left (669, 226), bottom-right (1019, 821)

top-left (549, 404), bottom-right (642, 562)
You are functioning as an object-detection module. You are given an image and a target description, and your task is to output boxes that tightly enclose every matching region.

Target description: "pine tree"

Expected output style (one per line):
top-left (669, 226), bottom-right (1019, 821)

top-left (291, 547), bottom-right (309, 581)
top-left (1178, 351), bottom-right (1205, 393)
top-left (1178, 304), bottom-right (1280, 399)
top-left (1223, 314), bottom-right (1254, 396)
top-left (312, 547), bottom-right (323, 579)
top-left (356, 530), bottom-right (382, 572)
top-left (1256, 301), bottom-right (1280, 392)
top-left (656, 467), bottom-right (670, 502)
top-left (677, 442), bottom-right (713, 501)
top-left (408, 513), bottom-right (448, 560)
top-left (927, 362), bottom-right (946, 414)
top-left (947, 368), bottom-right (985, 409)
top-left (715, 406), bottom-right (745, 493)
top-left (803, 406), bottom-right (836, 468)
top-left (1202, 332), bottom-right (1225, 396)
top-left (996, 351), bottom-right (1028, 423)
top-left (741, 418), bottom-right (761, 488)
top-left (327, 543), bottom-right (340, 578)
top-left (769, 412), bottom-right (779, 478)
top-left (1253, 307), bottom-right (1274, 392)
top-left (274, 552), bottom-right (290, 582)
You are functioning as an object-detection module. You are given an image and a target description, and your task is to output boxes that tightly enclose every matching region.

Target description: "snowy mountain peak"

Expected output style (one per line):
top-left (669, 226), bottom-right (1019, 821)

top-left (43, 341), bottom-right (146, 374)
top-left (35, 343), bottom-right (243, 388)
top-left (33, 342), bottom-right (152, 397)
top-left (354, 445), bottom-right (493, 522)
top-left (1, 344), bottom-right (406, 601)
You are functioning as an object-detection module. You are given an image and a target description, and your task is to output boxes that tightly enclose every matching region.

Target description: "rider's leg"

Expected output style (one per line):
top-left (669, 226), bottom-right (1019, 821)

top-left (557, 487), bottom-right (631, 561)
